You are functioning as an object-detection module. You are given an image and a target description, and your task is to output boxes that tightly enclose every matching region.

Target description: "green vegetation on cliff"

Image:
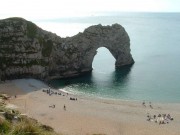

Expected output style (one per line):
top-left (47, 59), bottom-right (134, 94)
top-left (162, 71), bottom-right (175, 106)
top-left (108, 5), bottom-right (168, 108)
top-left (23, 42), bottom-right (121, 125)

top-left (0, 94), bottom-right (59, 135)
top-left (27, 21), bottom-right (37, 39)
top-left (38, 35), bottom-right (53, 57)
top-left (41, 39), bottom-right (53, 57)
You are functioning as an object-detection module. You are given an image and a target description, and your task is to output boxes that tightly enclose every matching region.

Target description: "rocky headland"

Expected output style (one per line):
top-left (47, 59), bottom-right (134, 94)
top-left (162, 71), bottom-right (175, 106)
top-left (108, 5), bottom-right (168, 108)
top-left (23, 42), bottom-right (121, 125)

top-left (0, 17), bottom-right (134, 81)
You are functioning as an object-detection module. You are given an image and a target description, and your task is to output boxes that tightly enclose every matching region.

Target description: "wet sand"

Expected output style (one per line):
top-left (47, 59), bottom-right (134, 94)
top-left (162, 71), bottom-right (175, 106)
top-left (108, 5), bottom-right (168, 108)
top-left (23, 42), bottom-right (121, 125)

top-left (1, 79), bottom-right (180, 135)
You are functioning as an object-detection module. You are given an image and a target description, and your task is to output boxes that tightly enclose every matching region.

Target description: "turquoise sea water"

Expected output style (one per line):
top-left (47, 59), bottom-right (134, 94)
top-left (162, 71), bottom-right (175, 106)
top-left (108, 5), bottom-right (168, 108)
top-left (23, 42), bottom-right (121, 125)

top-left (48, 13), bottom-right (180, 103)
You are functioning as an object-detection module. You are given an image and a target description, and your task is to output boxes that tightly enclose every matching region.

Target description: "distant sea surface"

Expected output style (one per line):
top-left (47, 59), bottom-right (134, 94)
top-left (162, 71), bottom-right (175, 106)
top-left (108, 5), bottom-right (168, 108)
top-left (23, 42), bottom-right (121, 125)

top-left (41, 13), bottom-right (180, 103)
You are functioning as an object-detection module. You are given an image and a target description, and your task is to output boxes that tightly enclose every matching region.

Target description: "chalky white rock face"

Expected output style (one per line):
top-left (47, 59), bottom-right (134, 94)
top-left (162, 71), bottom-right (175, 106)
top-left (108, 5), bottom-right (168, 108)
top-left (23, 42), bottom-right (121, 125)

top-left (0, 17), bottom-right (134, 81)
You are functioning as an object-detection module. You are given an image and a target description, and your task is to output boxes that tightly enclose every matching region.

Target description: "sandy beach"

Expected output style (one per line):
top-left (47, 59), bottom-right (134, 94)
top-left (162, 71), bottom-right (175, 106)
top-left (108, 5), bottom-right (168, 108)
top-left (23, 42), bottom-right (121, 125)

top-left (1, 79), bottom-right (180, 135)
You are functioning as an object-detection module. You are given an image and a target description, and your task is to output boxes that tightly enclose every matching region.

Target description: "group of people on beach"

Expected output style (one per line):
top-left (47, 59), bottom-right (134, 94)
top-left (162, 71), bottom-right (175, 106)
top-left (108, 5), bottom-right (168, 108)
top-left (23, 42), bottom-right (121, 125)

top-left (42, 88), bottom-right (78, 111)
top-left (147, 113), bottom-right (174, 124)
top-left (142, 101), bottom-right (153, 109)
top-left (42, 88), bottom-right (65, 96)
top-left (42, 88), bottom-right (77, 101)
top-left (142, 101), bottom-right (174, 125)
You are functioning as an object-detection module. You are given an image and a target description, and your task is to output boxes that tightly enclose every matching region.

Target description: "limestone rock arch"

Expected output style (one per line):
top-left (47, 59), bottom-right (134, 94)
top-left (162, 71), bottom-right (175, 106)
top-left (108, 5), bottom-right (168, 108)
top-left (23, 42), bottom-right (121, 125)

top-left (0, 18), bottom-right (134, 80)
top-left (56, 24), bottom-right (134, 77)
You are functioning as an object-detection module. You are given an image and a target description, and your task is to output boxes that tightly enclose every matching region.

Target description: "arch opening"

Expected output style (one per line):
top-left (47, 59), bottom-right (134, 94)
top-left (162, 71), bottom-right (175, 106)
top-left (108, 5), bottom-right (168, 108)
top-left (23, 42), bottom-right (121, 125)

top-left (92, 47), bottom-right (116, 72)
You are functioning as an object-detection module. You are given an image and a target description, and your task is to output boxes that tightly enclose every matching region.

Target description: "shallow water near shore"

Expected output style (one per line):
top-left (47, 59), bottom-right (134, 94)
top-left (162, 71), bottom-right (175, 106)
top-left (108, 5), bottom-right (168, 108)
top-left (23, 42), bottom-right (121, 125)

top-left (48, 13), bottom-right (180, 103)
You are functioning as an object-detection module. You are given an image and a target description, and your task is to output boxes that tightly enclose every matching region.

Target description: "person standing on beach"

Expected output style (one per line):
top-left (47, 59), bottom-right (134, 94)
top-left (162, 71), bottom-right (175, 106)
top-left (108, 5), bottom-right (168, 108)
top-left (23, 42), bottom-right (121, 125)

top-left (149, 102), bottom-right (153, 109)
top-left (142, 101), bottom-right (146, 107)
top-left (64, 104), bottom-right (66, 111)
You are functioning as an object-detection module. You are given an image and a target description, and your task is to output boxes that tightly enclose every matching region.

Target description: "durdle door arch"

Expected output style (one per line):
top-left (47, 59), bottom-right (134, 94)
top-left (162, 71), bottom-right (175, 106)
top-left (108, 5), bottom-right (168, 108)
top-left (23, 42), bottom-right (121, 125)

top-left (0, 18), bottom-right (134, 81)
top-left (68, 24), bottom-right (135, 75)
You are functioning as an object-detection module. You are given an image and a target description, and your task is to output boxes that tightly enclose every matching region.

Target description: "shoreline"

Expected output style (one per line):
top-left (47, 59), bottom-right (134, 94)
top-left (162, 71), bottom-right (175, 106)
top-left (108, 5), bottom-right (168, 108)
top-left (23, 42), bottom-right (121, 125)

top-left (1, 79), bottom-right (180, 135)
top-left (48, 80), bottom-right (180, 104)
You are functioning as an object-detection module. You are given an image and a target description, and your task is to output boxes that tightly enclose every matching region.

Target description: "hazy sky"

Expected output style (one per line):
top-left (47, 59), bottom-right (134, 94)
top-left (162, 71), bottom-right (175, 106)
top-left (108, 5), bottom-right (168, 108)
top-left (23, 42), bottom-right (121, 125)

top-left (0, 0), bottom-right (179, 20)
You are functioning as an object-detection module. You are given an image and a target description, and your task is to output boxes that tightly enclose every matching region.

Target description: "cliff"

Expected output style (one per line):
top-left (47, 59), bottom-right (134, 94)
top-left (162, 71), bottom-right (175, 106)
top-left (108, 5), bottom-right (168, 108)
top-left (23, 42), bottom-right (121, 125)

top-left (0, 17), bottom-right (134, 81)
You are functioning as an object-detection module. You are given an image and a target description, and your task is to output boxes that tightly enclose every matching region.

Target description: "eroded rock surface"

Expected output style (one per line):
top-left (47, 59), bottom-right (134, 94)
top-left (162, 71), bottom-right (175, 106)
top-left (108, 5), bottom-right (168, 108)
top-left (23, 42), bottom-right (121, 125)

top-left (0, 17), bottom-right (134, 81)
